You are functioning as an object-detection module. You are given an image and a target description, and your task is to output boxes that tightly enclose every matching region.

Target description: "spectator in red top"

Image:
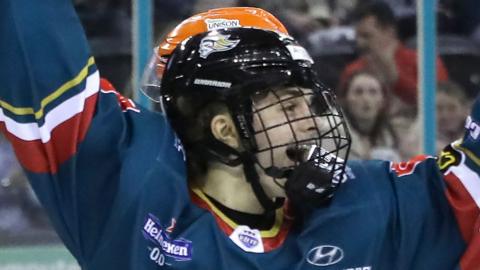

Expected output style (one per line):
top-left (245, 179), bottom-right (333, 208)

top-left (339, 1), bottom-right (449, 111)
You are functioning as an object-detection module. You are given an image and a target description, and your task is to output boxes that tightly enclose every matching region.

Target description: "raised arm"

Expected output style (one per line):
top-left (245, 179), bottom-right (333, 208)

top-left (0, 0), bottom-right (99, 174)
top-left (0, 0), bottom-right (145, 263)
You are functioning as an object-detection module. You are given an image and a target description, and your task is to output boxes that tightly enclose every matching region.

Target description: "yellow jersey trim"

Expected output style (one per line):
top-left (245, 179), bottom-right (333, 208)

top-left (454, 140), bottom-right (480, 166)
top-left (191, 187), bottom-right (283, 238)
top-left (0, 57), bottom-right (95, 120)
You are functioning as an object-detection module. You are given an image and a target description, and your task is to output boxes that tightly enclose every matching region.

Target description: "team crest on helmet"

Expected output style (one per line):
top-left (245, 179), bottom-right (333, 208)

top-left (199, 33), bottom-right (240, 59)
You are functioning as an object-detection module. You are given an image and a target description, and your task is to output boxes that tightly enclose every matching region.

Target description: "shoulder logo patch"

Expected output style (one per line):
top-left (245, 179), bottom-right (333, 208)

top-left (391, 155), bottom-right (429, 177)
top-left (438, 144), bottom-right (462, 174)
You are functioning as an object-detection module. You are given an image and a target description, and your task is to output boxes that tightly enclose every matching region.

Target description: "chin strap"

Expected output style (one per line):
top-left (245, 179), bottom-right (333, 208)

top-left (192, 137), bottom-right (243, 166)
top-left (239, 152), bottom-right (284, 212)
top-left (193, 137), bottom-right (283, 213)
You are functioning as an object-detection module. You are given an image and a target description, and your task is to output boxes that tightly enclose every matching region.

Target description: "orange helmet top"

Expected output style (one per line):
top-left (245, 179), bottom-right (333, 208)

top-left (158, 7), bottom-right (288, 58)
top-left (141, 7), bottom-right (289, 102)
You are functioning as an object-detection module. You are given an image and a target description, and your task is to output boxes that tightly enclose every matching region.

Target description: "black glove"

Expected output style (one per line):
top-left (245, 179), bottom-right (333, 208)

top-left (285, 146), bottom-right (345, 208)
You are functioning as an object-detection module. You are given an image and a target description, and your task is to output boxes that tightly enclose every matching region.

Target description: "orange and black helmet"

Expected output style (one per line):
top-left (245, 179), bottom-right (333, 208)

top-left (158, 7), bottom-right (288, 57)
top-left (161, 28), bottom-right (351, 210)
top-left (141, 7), bottom-right (289, 102)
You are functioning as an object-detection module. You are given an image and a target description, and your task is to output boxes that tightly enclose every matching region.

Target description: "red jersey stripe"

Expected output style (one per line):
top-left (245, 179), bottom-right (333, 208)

top-left (0, 94), bottom-right (97, 173)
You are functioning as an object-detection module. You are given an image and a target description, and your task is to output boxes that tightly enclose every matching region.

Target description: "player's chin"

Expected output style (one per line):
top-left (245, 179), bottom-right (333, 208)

top-left (275, 177), bottom-right (287, 188)
top-left (266, 179), bottom-right (288, 198)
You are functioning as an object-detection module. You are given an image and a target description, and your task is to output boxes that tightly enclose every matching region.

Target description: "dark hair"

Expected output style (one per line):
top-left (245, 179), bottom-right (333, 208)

top-left (354, 1), bottom-right (396, 29)
top-left (177, 101), bottom-right (229, 178)
top-left (338, 70), bottom-right (388, 101)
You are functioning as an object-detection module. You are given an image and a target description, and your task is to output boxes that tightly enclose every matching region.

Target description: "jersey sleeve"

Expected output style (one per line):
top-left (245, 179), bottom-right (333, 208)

top-left (0, 0), bottom-right (101, 262)
top-left (0, 0), bottom-right (98, 174)
top-left (437, 96), bottom-right (480, 270)
top-left (383, 95), bottom-right (480, 269)
top-left (0, 0), bottom-right (186, 265)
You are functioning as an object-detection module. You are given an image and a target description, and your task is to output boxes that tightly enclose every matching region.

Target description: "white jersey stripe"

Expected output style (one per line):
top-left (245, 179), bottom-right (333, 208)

top-left (450, 163), bottom-right (480, 209)
top-left (0, 71), bottom-right (100, 143)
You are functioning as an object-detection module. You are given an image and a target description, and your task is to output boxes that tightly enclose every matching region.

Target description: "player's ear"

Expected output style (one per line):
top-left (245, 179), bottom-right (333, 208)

top-left (210, 113), bottom-right (240, 149)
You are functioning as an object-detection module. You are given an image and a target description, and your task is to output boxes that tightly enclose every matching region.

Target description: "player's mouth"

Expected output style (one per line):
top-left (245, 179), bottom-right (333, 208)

top-left (286, 144), bottom-right (317, 163)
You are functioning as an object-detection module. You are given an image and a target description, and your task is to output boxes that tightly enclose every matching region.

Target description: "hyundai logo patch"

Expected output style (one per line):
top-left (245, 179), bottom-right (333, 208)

top-left (306, 245), bottom-right (344, 266)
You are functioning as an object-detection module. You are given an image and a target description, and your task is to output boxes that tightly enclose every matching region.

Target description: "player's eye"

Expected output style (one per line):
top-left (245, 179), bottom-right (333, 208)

top-left (283, 102), bottom-right (297, 112)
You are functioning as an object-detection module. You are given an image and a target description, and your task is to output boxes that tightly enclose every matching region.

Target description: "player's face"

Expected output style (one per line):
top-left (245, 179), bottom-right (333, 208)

top-left (251, 86), bottom-right (332, 197)
top-left (345, 74), bottom-right (384, 124)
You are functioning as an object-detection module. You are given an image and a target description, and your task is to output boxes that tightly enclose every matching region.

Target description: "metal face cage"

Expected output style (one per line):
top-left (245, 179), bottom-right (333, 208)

top-left (244, 85), bottom-right (351, 189)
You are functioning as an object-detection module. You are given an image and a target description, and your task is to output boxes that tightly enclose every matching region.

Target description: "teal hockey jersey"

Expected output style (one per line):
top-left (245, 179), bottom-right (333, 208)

top-left (1, 0), bottom-right (480, 269)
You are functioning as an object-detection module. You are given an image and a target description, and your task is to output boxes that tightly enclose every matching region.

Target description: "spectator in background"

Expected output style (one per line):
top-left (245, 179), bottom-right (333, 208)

top-left (305, 0), bottom-right (359, 26)
top-left (339, 1), bottom-right (449, 117)
top-left (339, 71), bottom-right (401, 161)
top-left (397, 80), bottom-right (471, 159)
top-left (436, 81), bottom-right (470, 151)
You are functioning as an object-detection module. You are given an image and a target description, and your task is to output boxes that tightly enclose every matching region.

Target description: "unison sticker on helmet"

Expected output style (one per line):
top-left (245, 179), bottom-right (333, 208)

top-left (286, 44), bottom-right (314, 64)
top-left (205, 19), bottom-right (241, 30)
top-left (199, 33), bottom-right (240, 59)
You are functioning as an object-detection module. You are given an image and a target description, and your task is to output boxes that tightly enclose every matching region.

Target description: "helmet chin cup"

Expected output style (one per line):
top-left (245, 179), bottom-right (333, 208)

top-left (285, 160), bottom-right (335, 208)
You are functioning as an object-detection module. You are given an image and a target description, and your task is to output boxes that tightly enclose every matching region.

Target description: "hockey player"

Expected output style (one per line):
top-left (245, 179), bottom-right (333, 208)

top-left (1, 1), bottom-right (480, 270)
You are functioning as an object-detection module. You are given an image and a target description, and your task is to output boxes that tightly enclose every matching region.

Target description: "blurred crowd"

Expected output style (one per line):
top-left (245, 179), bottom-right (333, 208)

top-left (1, 0), bottom-right (479, 246)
